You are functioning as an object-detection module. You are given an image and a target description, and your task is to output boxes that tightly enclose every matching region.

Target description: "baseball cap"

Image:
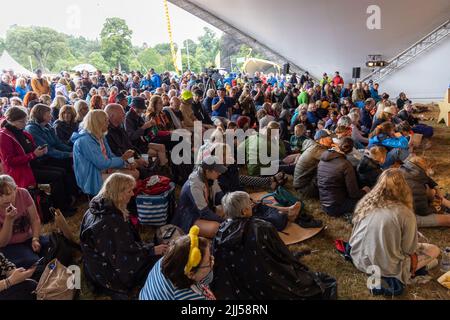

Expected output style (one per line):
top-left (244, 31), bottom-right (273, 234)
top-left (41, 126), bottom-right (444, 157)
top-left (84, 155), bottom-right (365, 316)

top-left (314, 129), bottom-right (331, 141)
top-left (201, 156), bottom-right (228, 174)
top-left (131, 97), bottom-right (146, 110)
top-left (181, 90), bottom-right (193, 101)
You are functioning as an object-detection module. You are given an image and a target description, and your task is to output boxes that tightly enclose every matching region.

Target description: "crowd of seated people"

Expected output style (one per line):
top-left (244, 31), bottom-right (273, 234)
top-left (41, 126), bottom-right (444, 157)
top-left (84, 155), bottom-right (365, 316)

top-left (0, 66), bottom-right (447, 300)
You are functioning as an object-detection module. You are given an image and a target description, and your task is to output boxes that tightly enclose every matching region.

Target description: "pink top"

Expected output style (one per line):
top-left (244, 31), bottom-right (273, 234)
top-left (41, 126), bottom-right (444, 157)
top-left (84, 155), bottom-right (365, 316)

top-left (0, 188), bottom-right (37, 245)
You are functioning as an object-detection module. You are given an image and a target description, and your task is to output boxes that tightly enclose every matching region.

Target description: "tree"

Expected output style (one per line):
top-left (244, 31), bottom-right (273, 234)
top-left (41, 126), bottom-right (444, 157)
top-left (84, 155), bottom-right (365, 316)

top-left (181, 39), bottom-right (199, 72)
top-left (5, 26), bottom-right (69, 71)
top-left (66, 35), bottom-right (101, 60)
top-left (0, 38), bottom-right (5, 53)
top-left (197, 27), bottom-right (219, 66)
top-left (137, 48), bottom-right (162, 72)
top-left (89, 52), bottom-right (110, 73)
top-left (100, 18), bottom-right (133, 71)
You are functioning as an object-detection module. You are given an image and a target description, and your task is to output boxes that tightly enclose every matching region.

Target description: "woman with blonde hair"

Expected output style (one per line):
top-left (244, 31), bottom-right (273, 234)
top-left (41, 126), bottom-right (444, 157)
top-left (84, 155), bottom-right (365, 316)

top-left (55, 78), bottom-right (70, 100)
top-left (80, 173), bottom-right (168, 298)
top-left (14, 77), bottom-right (29, 100)
top-left (39, 94), bottom-right (52, 106)
top-left (350, 169), bottom-right (440, 286)
top-left (74, 100), bottom-right (89, 124)
top-left (50, 95), bottom-right (67, 122)
top-left (71, 110), bottom-right (138, 196)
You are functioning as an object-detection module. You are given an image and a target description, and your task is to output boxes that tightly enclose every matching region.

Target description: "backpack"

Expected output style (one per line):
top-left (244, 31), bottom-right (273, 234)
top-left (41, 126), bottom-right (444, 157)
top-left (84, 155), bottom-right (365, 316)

top-left (261, 186), bottom-right (300, 207)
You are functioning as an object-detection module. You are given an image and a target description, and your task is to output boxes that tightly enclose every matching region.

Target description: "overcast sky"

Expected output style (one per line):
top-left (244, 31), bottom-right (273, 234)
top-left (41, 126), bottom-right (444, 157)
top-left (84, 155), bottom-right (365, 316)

top-left (0, 0), bottom-right (222, 46)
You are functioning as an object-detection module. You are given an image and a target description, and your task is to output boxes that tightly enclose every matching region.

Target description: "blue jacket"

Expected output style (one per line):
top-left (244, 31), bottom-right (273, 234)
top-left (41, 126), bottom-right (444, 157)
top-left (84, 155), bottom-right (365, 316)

top-left (368, 134), bottom-right (409, 149)
top-left (151, 74), bottom-right (162, 89)
top-left (307, 111), bottom-right (319, 125)
top-left (360, 108), bottom-right (373, 132)
top-left (370, 86), bottom-right (381, 103)
top-left (71, 130), bottom-right (125, 196)
top-left (140, 77), bottom-right (154, 91)
top-left (25, 121), bottom-right (72, 159)
top-left (15, 86), bottom-right (28, 100)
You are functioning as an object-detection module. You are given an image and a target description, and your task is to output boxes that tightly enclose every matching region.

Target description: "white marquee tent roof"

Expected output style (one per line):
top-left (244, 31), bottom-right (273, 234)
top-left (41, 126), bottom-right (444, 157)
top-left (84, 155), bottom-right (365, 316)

top-left (171, 0), bottom-right (450, 100)
top-left (0, 51), bottom-right (34, 77)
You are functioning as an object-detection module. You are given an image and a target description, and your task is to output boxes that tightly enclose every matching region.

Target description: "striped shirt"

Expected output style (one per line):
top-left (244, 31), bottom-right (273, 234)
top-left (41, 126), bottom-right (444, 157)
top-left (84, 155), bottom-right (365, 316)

top-left (139, 259), bottom-right (207, 301)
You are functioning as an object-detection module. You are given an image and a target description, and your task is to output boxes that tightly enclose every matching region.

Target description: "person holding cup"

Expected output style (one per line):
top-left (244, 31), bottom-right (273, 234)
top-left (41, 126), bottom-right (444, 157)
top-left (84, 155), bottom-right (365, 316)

top-left (72, 110), bottom-right (139, 197)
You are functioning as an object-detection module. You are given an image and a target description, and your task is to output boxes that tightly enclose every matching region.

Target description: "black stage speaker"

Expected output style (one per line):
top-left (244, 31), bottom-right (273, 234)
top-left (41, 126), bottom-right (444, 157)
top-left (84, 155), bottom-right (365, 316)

top-left (283, 63), bottom-right (290, 75)
top-left (352, 67), bottom-right (361, 79)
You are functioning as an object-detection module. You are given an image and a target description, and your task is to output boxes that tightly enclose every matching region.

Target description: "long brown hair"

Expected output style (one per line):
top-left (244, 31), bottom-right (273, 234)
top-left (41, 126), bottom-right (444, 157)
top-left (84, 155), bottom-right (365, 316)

top-left (90, 95), bottom-right (103, 110)
top-left (369, 121), bottom-right (395, 139)
top-left (162, 235), bottom-right (209, 289)
top-left (353, 169), bottom-right (413, 224)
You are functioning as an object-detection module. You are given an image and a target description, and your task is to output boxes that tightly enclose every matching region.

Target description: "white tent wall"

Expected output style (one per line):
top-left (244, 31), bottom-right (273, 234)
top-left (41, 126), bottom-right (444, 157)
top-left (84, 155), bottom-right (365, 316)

top-left (172, 0), bottom-right (450, 100)
top-left (379, 37), bottom-right (450, 103)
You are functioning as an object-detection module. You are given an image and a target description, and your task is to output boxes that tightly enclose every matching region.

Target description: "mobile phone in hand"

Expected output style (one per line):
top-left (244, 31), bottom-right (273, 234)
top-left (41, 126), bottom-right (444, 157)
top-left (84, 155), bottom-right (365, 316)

top-left (38, 144), bottom-right (48, 150)
top-left (32, 257), bottom-right (45, 267)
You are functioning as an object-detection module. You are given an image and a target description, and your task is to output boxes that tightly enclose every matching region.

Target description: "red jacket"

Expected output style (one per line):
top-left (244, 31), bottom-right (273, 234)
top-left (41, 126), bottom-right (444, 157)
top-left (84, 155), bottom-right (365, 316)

top-left (0, 128), bottom-right (37, 188)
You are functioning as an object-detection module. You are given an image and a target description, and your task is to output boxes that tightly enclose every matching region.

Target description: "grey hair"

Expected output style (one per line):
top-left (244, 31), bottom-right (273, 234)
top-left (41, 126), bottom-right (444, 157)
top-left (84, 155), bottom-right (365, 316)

top-left (337, 115), bottom-right (352, 127)
top-left (221, 191), bottom-right (251, 219)
top-left (348, 112), bottom-right (360, 124)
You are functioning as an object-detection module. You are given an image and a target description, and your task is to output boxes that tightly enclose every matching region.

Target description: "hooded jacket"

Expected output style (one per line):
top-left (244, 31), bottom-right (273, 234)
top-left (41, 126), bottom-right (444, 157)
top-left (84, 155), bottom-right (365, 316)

top-left (80, 197), bottom-right (156, 294)
top-left (0, 127), bottom-right (37, 188)
top-left (25, 121), bottom-right (72, 159)
top-left (211, 217), bottom-right (334, 300)
top-left (71, 130), bottom-right (125, 196)
top-left (171, 168), bottom-right (224, 233)
top-left (368, 134), bottom-right (409, 150)
top-left (293, 140), bottom-right (327, 191)
top-left (357, 155), bottom-right (382, 188)
top-left (399, 161), bottom-right (438, 216)
top-left (54, 120), bottom-right (78, 146)
top-left (317, 150), bottom-right (365, 210)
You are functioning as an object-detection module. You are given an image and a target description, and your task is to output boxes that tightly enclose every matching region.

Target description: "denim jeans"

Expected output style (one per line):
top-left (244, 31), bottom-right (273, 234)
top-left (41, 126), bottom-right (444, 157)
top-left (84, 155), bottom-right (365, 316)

top-left (382, 148), bottom-right (410, 169)
top-left (0, 236), bottom-right (50, 269)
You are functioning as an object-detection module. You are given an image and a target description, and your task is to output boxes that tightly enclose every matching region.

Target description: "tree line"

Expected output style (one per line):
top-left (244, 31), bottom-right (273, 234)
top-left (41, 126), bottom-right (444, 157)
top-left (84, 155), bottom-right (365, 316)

top-left (0, 18), bottom-right (265, 74)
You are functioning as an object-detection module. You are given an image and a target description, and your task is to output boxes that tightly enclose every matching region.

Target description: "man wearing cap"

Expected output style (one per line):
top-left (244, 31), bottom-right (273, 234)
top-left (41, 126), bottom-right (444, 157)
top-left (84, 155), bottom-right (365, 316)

top-left (211, 87), bottom-right (232, 129)
top-left (293, 129), bottom-right (334, 200)
top-left (125, 96), bottom-right (154, 150)
top-left (172, 156), bottom-right (227, 238)
top-left (116, 92), bottom-right (130, 113)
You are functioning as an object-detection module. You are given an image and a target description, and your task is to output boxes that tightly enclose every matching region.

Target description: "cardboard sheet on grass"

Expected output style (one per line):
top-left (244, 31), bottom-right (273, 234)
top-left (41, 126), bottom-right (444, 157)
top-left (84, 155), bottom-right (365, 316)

top-left (250, 192), bottom-right (324, 245)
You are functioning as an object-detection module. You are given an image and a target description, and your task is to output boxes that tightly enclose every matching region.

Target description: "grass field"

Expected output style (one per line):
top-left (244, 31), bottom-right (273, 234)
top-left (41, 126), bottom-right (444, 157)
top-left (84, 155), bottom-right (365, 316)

top-left (43, 105), bottom-right (450, 300)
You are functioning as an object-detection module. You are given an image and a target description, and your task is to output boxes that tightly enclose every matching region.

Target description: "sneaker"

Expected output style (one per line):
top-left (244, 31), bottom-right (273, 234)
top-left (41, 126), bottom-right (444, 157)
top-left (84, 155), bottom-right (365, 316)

top-left (296, 214), bottom-right (323, 229)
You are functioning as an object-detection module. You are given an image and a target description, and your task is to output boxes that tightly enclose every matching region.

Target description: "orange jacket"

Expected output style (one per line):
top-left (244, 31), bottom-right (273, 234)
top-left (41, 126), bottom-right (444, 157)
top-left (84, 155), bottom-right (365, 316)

top-left (31, 77), bottom-right (50, 96)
